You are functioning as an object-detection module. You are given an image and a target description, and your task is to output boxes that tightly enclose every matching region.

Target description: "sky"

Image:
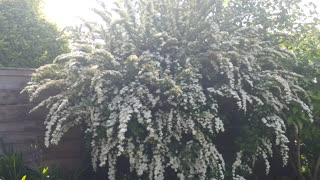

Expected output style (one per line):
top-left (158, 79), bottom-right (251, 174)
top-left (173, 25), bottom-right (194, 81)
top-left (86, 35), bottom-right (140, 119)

top-left (43, 0), bottom-right (320, 28)
top-left (43, 0), bottom-right (113, 28)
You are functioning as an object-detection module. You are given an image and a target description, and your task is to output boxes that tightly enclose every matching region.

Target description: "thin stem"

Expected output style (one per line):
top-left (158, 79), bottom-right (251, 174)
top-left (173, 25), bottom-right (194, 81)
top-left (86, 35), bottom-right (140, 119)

top-left (312, 154), bottom-right (320, 180)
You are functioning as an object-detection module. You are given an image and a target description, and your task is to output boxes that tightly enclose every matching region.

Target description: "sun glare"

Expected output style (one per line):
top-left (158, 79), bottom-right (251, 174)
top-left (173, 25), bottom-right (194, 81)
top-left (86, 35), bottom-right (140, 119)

top-left (43, 0), bottom-right (319, 28)
top-left (43, 0), bottom-right (112, 28)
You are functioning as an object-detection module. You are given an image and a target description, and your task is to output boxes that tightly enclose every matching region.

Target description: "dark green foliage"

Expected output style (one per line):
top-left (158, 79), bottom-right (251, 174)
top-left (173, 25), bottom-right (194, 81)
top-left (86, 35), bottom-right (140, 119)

top-left (0, 138), bottom-right (92, 180)
top-left (0, 153), bottom-right (26, 180)
top-left (0, 153), bottom-right (91, 180)
top-left (0, 0), bottom-right (69, 68)
top-left (278, 8), bottom-right (320, 178)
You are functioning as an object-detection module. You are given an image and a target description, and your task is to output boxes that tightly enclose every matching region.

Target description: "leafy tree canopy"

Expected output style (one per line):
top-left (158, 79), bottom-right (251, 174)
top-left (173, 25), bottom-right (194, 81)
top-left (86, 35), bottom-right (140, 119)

top-left (0, 0), bottom-right (69, 68)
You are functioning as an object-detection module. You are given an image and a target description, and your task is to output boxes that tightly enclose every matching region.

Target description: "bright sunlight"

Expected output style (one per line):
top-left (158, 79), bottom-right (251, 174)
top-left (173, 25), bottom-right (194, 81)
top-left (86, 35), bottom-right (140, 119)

top-left (43, 0), bottom-right (113, 27)
top-left (43, 0), bottom-right (319, 28)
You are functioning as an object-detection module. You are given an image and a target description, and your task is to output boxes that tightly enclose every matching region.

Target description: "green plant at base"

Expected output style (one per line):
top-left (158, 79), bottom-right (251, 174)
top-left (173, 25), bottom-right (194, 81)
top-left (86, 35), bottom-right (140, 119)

top-left (0, 138), bottom-right (89, 180)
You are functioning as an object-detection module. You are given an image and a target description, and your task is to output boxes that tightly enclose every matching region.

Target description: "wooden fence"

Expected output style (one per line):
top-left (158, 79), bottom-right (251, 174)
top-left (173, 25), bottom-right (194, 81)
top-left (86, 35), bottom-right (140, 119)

top-left (0, 68), bottom-right (85, 170)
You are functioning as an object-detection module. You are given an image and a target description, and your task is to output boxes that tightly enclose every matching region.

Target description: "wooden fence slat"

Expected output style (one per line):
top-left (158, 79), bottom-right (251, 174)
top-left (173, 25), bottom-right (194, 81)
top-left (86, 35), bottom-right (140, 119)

top-left (0, 68), bottom-right (85, 171)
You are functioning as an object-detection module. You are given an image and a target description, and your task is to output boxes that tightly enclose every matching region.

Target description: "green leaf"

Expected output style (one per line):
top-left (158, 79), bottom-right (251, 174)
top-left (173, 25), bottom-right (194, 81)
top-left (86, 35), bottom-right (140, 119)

top-left (21, 175), bottom-right (26, 180)
top-left (42, 167), bottom-right (48, 175)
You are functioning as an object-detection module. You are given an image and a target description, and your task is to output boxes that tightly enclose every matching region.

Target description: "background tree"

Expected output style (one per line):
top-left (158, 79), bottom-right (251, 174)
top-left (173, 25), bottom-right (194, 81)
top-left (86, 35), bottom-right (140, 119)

top-left (0, 0), bottom-right (69, 68)
top-left (281, 17), bottom-right (320, 180)
top-left (223, 0), bottom-right (320, 179)
top-left (23, 0), bottom-right (318, 179)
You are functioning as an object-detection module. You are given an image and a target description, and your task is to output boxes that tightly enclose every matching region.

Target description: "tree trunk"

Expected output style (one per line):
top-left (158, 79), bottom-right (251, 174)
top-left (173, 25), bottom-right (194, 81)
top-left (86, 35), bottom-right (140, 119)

top-left (293, 123), bottom-right (305, 180)
top-left (312, 154), bottom-right (320, 180)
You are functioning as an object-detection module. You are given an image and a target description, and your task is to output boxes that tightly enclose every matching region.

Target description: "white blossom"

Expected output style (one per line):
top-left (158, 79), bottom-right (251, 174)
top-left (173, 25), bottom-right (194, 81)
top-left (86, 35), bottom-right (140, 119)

top-left (23, 0), bottom-right (314, 179)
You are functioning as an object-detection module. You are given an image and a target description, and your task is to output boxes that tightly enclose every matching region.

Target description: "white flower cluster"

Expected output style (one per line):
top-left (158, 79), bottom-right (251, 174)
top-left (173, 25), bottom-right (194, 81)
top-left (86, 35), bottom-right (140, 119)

top-left (232, 151), bottom-right (252, 180)
top-left (261, 116), bottom-right (289, 165)
top-left (23, 0), bottom-right (314, 179)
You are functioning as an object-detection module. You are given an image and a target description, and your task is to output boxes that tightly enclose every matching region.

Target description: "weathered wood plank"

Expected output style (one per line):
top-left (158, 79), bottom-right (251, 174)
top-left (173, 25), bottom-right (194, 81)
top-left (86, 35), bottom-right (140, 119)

top-left (0, 68), bottom-right (85, 170)
top-left (0, 68), bottom-right (33, 76)
top-left (0, 90), bottom-right (30, 105)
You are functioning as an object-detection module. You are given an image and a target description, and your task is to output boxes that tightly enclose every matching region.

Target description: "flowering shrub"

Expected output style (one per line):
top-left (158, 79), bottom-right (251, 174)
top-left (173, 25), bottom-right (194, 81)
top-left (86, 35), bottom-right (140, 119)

top-left (23, 0), bottom-right (314, 179)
